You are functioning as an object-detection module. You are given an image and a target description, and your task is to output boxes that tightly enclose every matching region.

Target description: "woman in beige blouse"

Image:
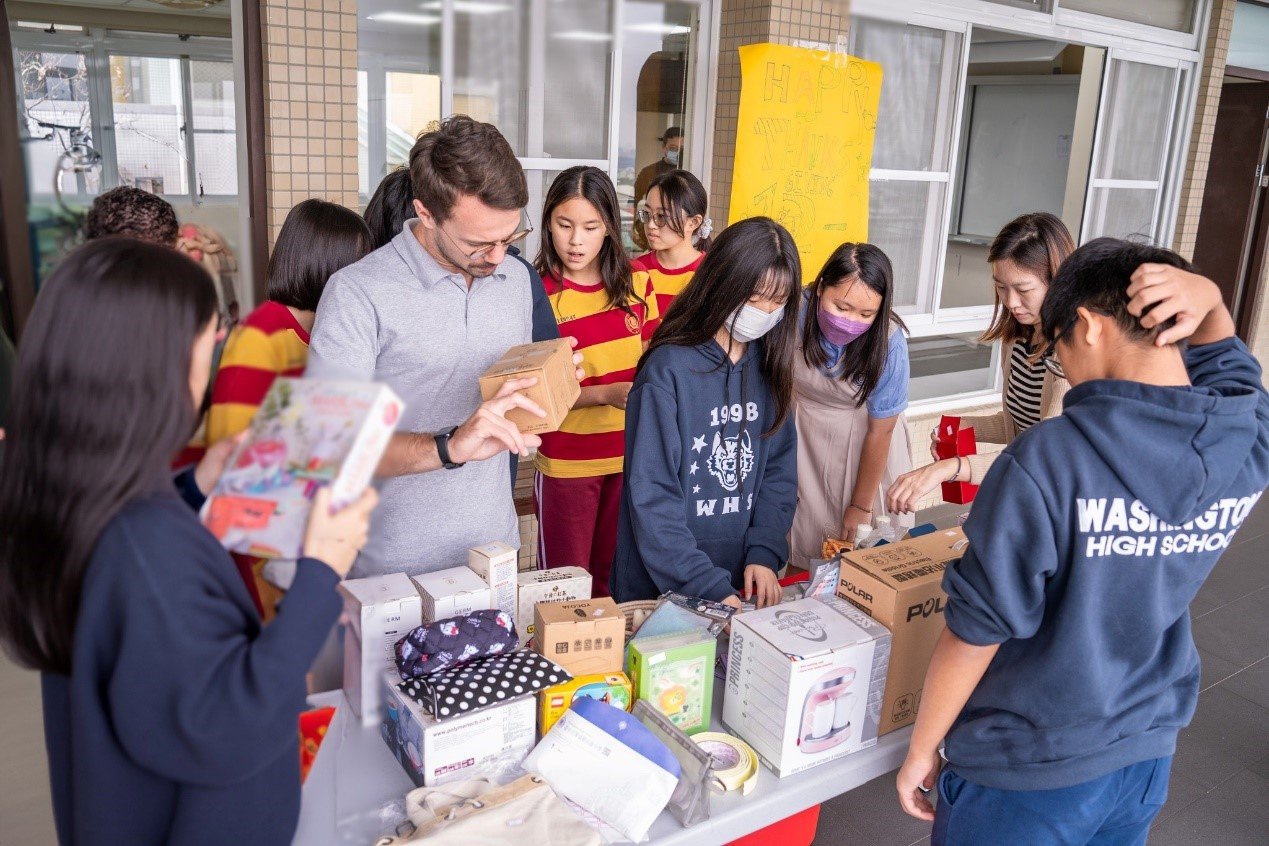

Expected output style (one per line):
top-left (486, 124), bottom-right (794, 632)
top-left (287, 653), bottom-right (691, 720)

top-left (887, 212), bottom-right (1074, 514)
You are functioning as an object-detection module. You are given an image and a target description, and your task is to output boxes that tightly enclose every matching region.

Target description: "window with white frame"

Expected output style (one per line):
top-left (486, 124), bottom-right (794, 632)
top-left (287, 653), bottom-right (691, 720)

top-left (356, 0), bottom-right (713, 259)
top-left (847, 0), bottom-right (1205, 405)
top-left (11, 26), bottom-right (237, 203)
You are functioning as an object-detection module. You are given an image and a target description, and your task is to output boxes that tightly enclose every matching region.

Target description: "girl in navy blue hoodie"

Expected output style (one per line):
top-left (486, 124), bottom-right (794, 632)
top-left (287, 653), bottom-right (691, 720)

top-left (611, 217), bottom-right (800, 609)
top-left (0, 238), bottom-right (378, 846)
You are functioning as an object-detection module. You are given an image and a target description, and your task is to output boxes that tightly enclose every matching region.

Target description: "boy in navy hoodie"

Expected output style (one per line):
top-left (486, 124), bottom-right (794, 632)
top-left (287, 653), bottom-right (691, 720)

top-left (896, 238), bottom-right (1269, 845)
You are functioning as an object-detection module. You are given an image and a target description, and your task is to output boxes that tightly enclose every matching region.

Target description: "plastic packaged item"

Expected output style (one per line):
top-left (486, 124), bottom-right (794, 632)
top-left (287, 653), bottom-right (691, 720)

top-left (628, 630), bottom-right (716, 736)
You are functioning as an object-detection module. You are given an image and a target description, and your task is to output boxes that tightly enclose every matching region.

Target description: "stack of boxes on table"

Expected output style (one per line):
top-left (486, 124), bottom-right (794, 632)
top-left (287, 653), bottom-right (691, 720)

top-left (338, 526), bottom-right (968, 799)
top-left (200, 357), bottom-right (973, 835)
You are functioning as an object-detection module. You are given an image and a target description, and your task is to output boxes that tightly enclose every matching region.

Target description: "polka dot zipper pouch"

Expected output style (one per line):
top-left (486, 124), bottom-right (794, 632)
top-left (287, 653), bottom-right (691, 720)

top-left (397, 648), bottom-right (572, 720)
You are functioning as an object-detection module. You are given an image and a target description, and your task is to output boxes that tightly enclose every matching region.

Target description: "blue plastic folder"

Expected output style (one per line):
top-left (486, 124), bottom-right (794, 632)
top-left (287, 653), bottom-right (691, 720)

top-left (569, 696), bottom-right (681, 779)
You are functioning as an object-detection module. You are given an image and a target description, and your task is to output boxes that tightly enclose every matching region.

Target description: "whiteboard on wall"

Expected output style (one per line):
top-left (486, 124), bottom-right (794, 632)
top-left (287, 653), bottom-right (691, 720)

top-left (954, 80), bottom-right (1079, 240)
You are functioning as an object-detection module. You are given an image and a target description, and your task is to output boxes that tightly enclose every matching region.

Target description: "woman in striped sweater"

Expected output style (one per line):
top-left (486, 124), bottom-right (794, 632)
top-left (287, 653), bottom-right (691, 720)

top-left (206, 199), bottom-right (372, 614)
top-left (887, 212), bottom-right (1074, 514)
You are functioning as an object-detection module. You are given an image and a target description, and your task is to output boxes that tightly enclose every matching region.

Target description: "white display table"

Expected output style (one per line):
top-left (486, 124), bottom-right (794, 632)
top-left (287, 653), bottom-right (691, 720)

top-left (295, 689), bottom-right (912, 846)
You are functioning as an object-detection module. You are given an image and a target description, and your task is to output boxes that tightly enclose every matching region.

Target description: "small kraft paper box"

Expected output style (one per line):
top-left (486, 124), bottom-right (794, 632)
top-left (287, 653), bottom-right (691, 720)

top-left (837, 529), bottom-right (964, 734)
top-left (478, 339), bottom-right (581, 434)
top-left (203, 378), bottom-right (403, 559)
top-left (468, 542), bottom-right (519, 627)
top-left (381, 673), bottom-right (536, 787)
top-left (339, 573), bottom-right (423, 725)
top-left (538, 672), bottom-right (633, 735)
top-left (534, 598), bottom-right (625, 677)
top-left (935, 415), bottom-right (979, 505)
top-left (516, 566), bottom-right (592, 647)
top-left (628, 630), bottom-right (716, 736)
top-left (412, 566), bottom-right (493, 623)
top-left (723, 596), bottom-right (891, 777)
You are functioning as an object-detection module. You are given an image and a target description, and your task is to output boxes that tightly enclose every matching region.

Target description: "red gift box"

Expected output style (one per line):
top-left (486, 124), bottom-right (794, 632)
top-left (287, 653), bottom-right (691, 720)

top-left (936, 416), bottom-right (979, 505)
top-left (298, 706), bottom-right (336, 784)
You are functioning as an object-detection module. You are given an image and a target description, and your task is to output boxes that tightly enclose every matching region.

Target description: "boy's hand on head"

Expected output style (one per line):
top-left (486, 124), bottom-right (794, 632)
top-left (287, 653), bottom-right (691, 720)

top-left (896, 747), bottom-right (942, 821)
top-left (1128, 264), bottom-right (1223, 347)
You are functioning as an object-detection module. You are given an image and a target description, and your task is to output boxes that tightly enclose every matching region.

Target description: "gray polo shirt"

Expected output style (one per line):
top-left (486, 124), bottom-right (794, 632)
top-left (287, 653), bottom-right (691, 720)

top-left (306, 220), bottom-right (532, 578)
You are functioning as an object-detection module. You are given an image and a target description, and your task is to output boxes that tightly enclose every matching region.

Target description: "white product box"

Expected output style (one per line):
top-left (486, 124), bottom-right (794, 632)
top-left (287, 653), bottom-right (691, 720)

top-left (516, 566), bottom-right (592, 647)
top-left (339, 573), bottom-right (423, 726)
top-left (412, 566), bottom-right (493, 623)
top-left (468, 542), bottom-right (519, 628)
top-left (723, 596), bottom-right (891, 777)
top-left (381, 672), bottom-right (536, 787)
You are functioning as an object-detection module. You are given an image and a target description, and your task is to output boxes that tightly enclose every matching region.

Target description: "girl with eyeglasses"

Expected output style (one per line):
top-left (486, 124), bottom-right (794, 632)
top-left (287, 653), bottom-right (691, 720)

top-left (633, 169), bottom-right (713, 339)
top-left (610, 217), bottom-right (800, 610)
top-left (532, 167), bottom-right (650, 596)
top-left (887, 212), bottom-right (1075, 515)
top-left (790, 243), bottom-right (914, 567)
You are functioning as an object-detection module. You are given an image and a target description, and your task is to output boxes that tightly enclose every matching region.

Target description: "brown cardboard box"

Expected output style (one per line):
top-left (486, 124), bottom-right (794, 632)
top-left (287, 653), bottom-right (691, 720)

top-left (478, 339), bottom-right (581, 434)
top-left (533, 597), bottom-right (625, 676)
top-left (835, 528), bottom-right (967, 735)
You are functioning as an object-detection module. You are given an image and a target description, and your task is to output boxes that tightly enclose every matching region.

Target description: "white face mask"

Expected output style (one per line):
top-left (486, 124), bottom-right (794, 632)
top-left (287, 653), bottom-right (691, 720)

top-left (727, 303), bottom-right (785, 343)
top-left (665, 149), bottom-right (680, 167)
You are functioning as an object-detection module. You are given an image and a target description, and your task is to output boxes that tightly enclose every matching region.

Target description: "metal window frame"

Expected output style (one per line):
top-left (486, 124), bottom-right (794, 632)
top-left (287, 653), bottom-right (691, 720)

top-left (10, 26), bottom-right (237, 206)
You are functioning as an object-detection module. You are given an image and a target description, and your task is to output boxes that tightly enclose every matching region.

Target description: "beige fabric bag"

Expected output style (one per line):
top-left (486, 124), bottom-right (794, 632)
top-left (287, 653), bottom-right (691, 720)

top-left (372, 775), bottom-right (601, 846)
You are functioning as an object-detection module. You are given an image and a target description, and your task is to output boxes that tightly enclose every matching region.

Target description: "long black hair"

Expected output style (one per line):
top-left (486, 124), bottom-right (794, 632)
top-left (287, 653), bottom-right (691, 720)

top-left (364, 167), bottom-right (413, 249)
top-left (645, 169), bottom-right (712, 252)
top-left (267, 199), bottom-right (372, 312)
top-left (801, 243), bottom-right (907, 405)
top-left (643, 217), bottom-right (800, 435)
top-left (534, 166), bottom-right (638, 313)
top-left (0, 238), bottom-right (218, 673)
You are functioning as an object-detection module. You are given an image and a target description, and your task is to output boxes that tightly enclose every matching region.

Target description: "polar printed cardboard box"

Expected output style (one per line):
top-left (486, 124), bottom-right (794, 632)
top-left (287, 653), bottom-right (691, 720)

top-left (381, 673), bottom-right (536, 787)
top-left (339, 573), bottom-right (423, 726)
top-left (723, 595), bottom-right (891, 777)
top-left (836, 528), bottom-right (964, 734)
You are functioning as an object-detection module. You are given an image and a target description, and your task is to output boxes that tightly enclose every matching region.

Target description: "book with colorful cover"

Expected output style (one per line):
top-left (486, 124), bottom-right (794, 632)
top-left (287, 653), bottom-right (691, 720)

top-left (202, 378), bottom-right (403, 559)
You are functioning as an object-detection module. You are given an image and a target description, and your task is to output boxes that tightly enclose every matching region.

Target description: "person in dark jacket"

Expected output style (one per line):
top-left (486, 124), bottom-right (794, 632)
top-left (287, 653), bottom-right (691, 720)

top-left (610, 217), bottom-right (800, 609)
top-left (364, 166), bottom-right (559, 491)
top-left (895, 239), bottom-right (1269, 845)
top-left (0, 238), bottom-right (378, 846)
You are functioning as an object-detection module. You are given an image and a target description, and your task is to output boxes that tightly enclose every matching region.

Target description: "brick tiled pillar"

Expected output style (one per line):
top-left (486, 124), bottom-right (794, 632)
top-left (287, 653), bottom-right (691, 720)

top-left (1173, 0), bottom-right (1237, 261)
top-left (710, 0), bottom-right (850, 226)
top-left (260, 0), bottom-right (360, 245)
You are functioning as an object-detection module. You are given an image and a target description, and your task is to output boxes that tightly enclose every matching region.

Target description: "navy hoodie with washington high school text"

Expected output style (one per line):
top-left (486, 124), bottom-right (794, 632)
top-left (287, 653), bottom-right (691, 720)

top-left (942, 337), bottom-right (1269, 791)
top-left (610, 339), bottom-right (798, 603)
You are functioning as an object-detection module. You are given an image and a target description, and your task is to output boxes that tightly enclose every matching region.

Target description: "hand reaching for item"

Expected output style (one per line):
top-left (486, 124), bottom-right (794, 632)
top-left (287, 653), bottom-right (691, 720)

top-left (449, 376), bottom-right (546, 463)
top-left (742, 564), bottom-right (781, 608)
top-left (304, 486), bottom-right (379, 578)
top-left (887, 458), bottom-right (961, 515)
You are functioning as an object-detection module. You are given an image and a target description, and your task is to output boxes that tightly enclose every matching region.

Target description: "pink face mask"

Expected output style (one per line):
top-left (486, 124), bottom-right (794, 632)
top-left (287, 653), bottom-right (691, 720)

top-left (817, 307), bottom-right (872, 346)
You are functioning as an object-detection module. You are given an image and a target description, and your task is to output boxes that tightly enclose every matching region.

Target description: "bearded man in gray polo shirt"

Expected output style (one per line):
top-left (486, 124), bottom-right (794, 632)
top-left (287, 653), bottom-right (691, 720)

top-left (307, 116), bottom-right (568, 578)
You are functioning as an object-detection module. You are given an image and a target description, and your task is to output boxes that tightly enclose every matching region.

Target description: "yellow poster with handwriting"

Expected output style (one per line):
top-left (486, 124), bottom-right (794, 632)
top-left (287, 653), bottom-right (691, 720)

top-left (728, 43), bottom-right (882, 281)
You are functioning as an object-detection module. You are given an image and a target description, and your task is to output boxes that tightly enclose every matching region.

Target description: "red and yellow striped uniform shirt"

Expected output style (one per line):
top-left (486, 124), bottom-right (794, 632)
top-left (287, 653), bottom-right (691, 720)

top-left (632, 251), bottom-right (703, 340)
top-left (206, 300), bottom-right (311, 443)
top-left (536, 273), bottom-right (652, 478)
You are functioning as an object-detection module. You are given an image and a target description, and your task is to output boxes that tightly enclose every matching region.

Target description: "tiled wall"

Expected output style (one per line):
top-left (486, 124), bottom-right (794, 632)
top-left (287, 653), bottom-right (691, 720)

top-left (260, 0), bottom-right (360, 244)
top-left (1173, 0), bottom-right (1236, 261)
top-left (710, 0), bottom-right (849, 225)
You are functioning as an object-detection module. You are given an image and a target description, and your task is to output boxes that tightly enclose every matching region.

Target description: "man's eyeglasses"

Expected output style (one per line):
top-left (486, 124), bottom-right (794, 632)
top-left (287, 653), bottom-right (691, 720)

top-left (437, 209), bottom-right (533, 262)
top-left (1042, 353), bottom-right (1065, 379)
top-left (636, 207), bottom-right (676, 229)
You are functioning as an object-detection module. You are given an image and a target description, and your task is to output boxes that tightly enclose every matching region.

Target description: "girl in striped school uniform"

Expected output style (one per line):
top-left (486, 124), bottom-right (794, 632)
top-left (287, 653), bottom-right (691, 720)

top-left (632, 169), bottom-right (712, 339)
top-left (533, 167), bottom-right (652, 596)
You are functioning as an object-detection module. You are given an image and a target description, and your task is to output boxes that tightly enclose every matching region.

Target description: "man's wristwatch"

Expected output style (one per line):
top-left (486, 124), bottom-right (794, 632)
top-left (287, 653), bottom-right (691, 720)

top-left (435, 426), bottom-right (465, 470)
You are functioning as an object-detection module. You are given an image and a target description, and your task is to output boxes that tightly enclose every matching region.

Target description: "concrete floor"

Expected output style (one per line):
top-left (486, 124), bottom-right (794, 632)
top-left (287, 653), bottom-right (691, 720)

top-left (814, 496), bottom-right (1269, 846)
top-left (1, 501), bottom-right (1265, 845)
